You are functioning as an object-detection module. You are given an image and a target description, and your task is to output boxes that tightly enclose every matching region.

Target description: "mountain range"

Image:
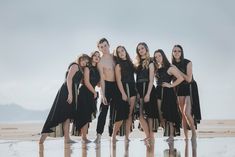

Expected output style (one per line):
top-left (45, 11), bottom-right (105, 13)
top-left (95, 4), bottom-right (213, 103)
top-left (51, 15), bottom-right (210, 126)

top-left (0, 104), bottom-right (49, 122)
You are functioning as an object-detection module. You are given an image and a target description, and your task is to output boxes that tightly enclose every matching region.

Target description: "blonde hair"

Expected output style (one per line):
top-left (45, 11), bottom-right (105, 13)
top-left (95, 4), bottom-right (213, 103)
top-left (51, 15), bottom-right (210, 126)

top-left (76, 53), bottom-right (90, 65)
top-left (135, 42), bottom-right (151, 69)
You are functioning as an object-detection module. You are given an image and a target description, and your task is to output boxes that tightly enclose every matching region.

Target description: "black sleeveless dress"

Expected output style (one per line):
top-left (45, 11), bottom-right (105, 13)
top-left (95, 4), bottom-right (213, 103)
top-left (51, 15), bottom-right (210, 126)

top-left (173, 59), bottom-right (201, 126)
top-left (135, 60), bottom-right (159, 131)
top-left (155, 66), bottom-right (181, 136)
top-left (72, 65), bottom-right (100, 135)
top-left (41, 63), bottom-right (83, 137)
top-left (115, 60), bottom-right (136, 136)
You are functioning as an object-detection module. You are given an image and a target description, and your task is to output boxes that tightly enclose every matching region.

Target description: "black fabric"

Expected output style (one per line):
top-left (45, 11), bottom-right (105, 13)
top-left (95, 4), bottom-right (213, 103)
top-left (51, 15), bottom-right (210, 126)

top-left (173, 59), bottom-right (191, 96)
top-left (155, 66), bottom-right (181, 136)
top-left (117, 60), bottom-right (135, 83)
top-left (96, 81), bottom-right (119, 136)
top-left (73, 66), bottom-right (100, 133)
top-left (41, 63), bottom-right (82, 134)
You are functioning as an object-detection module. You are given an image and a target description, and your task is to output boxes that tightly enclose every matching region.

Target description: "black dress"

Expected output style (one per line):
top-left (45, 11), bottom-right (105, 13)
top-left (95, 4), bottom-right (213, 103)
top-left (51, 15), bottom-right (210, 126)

top-left (72, 65), bottom-right (100, 135)
top-left (41, 63), bottom-right (83, 137)
top-left (135, 60), bottom-right (159, 132)
top-left (115, 60), bottom-right (136, 136)
top-left (155, 66), bottom-right (181, 136)
top-left (173, 59), bottom-right (202, 127)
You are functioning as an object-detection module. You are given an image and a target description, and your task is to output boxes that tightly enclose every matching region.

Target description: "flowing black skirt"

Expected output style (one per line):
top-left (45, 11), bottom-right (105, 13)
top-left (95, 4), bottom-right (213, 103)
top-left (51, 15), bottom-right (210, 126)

top-left (72, 85), bottom-right (98, 136)
top-left (157, 86), bottom-right (181, 136)
top-left (190, 81), bottom-right (202, 124)
top-left (41, 83), bottom-right (77, 136)
top-left (136, 82), bottom-right (159, 119)
top-left (134, 82), bottom-right (159, 132)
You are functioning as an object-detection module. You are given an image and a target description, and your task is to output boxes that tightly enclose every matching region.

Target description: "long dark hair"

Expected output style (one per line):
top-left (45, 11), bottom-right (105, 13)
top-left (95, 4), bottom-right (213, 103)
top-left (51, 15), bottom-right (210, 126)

top-left (153, 49), bottom-right (171, 70)
top-left (115, 45), bottom-right (135, 74)
top-left (87, 51), bottom-right (100, 67)
top-left (171, 44), bottom-right (184, 65)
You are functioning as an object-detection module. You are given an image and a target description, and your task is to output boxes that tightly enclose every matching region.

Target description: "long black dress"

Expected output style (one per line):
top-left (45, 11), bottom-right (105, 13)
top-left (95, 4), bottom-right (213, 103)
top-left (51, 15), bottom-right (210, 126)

top-left (41, 63), bottom-right (83, 137)
top-left (173, 59), bottom-right (202, 127)
top-left (72, 65), bottom-right (100, 135)
top-left (135, 60), bottom-right (159, 132)
top-left (155, 66), bottom-right (181, 136)
top-left (116, 60), bottom-right (135, 136)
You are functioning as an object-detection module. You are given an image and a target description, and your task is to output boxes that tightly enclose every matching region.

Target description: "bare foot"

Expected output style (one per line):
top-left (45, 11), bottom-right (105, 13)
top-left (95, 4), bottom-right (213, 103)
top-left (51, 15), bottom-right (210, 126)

top-left (82, 138), bottom-right (91, 144)
top-left (166, 137), bottom-right (174, 142)
top-left (184, 136), bottom-right (189, 140)
top-left (65, 139), bottom-right (76, 144)
top-left (125, 137), bottom-right (130, 142)
top-left (111, 136), bottom-right (117, 143)
top-left (149, 137), bottom-right (155, 145)
top-left (94, 134), bottom-right (101, 143)
top-left (144, 137), bottom-right (151, 147)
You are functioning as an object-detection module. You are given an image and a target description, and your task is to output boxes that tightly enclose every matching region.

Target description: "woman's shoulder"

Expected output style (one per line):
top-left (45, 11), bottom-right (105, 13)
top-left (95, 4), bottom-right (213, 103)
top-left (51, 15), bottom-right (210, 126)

top-left (184, 58), bottom-right (192, 64)
top-left (68, 62), bottom-right (79, 68)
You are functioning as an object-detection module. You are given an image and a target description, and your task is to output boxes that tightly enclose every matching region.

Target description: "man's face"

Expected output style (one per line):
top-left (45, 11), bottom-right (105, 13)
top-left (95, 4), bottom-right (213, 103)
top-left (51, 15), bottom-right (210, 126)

top-left (98, 41), bottom-right (110, 54)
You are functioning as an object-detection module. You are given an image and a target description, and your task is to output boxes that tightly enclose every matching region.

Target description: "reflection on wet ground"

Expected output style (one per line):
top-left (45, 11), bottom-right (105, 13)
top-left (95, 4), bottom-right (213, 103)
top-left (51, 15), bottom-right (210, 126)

top-left (1, 137), bottom-right (235, 157)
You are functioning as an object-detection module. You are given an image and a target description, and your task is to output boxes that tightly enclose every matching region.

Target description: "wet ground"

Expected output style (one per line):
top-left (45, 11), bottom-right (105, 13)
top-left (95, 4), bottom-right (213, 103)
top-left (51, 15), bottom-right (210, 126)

top-left (1, 137), bottom-right (235, 157)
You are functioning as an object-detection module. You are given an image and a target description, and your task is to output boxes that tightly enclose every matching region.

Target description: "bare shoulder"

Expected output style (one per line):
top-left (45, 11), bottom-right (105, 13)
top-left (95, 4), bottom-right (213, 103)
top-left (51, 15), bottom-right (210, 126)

top-left (70, 63), bottom-right (79, 71)
top-left (84, 66), bottom-right (90, 72)
top-left (115, 64), bottom-right (120, 69)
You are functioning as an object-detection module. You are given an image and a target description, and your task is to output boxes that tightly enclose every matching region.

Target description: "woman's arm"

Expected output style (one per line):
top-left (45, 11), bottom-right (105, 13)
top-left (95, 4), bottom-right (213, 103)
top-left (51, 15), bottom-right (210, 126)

top-left (144, 63), bottom-right (154, 102)
top-left (66, 64), bottom-right (78, 104)
top-left (115, 64), bottom-right (127, 101)
top-left (84, 67), bottom-right (96, 97)
top-left (181, 62), bottom-right (193, 83)
top-left (163, 66), bottom-right (183, 88)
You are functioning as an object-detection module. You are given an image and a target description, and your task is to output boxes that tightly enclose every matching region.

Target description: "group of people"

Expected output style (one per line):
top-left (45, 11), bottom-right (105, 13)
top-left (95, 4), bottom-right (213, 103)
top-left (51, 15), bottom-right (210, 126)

top-left (39, 38), bottom-right (201, 146)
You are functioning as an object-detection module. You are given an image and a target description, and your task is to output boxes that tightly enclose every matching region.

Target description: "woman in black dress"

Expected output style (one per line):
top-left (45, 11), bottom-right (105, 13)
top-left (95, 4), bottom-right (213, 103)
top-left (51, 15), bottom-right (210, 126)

top-left (39, 54), bottom-right (90, 144)
top-left (154, 49), bottom-right (183, 142)
top-left (172, 45), bottom-right (201, 140)
top-left (73, 51), bottom-right (100, 143)
top-left (112, 46), bottom-right (135, 142)
top-left (135, 42), bottom-right (159, 146)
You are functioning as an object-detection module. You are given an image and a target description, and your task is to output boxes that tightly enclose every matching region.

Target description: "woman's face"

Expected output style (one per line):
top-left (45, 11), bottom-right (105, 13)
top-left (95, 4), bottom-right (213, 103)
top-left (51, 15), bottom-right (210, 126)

top-left (79, 58), bottom-right (88, 67)
top-left (92, 52), bottom-right (101, 64)
top-left (154, 52), bottom-right (163, 65)
top-left (137, 44), bottom-right (147, 57)
top-left (172, 46), bottom-right (182, 60)
top-left (117, 47), bottom-right (127, 60)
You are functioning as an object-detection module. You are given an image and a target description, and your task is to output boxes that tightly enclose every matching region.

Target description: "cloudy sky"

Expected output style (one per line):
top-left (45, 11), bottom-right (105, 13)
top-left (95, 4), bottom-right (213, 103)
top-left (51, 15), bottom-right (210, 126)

top-left (0, 0), bottom-right (234, 119)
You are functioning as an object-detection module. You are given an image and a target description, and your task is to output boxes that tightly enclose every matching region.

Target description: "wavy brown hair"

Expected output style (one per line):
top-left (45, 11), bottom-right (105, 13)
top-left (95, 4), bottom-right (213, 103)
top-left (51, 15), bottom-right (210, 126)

top-left (153, 49), bottom-right (171, 70)
top-left (135, 42), bottom-right (151, 69)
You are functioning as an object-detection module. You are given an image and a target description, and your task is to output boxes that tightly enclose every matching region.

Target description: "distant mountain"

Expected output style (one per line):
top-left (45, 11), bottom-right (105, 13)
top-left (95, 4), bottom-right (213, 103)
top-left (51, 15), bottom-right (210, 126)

top-left (0, 104), bottom-right (49, 122)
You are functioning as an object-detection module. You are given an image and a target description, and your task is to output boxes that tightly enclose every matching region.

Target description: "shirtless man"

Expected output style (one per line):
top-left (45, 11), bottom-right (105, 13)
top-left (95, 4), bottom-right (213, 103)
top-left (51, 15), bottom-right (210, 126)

top-left (94, 38), bottom-right (118, 143)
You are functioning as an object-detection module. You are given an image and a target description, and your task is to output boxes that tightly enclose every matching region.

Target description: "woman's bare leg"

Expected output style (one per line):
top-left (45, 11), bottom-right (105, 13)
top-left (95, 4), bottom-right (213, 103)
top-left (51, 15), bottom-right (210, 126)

top-left (157, 99), bottom-right (165, 129)
top-left (139, 98), bottom-right (150, 139)
top-left (125, 96), bottom-right (136, 141)
top-left (63, 119), bottom-right (72, 143)
top-left (166, 122), bottom-right (174, 142)
top-left (112, 121), bottom-right (123, 143)
top-left (39, 133), bottom-right (48, 144)
top-left (184, 96), bottom-right (197, 139)
top-left (81, 123), bottom-right (91, 143)
top-left (148, 118), bottom-right (154, 138)
top-left (178, 96), bottom-right (188, 139)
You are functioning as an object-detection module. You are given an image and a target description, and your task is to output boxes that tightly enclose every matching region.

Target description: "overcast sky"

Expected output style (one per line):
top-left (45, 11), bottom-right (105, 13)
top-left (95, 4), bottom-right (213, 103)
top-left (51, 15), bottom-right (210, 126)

top-left (0, 0), bottom-right (234, 119)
